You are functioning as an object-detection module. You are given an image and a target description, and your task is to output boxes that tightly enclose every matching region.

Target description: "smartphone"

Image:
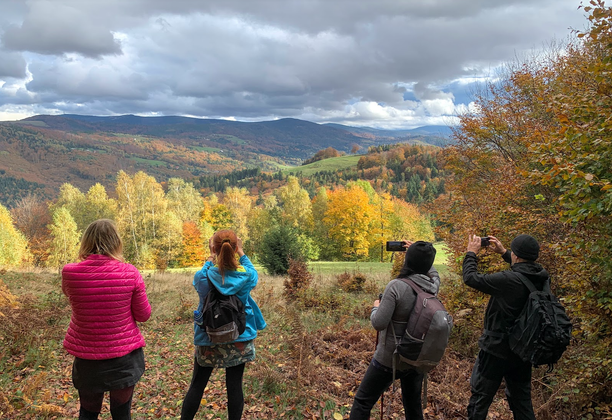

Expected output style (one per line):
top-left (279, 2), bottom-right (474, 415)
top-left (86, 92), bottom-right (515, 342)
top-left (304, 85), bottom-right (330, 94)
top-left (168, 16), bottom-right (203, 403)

top-left (386, 241), bottom-right (405, 252)
top-left (480, 230), bottom-right (490, 247)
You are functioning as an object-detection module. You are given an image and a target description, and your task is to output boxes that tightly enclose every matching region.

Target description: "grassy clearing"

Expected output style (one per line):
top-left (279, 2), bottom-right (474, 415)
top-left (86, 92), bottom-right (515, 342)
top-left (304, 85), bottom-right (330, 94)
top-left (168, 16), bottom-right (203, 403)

top-left (282, 155), bottom-right (361, 177)
top-left (0, 250), bottom-right (528, 420)
top-left (190, 146), bottom-right (222, 153)
top-left (130, 157), bottom-right (168, 167)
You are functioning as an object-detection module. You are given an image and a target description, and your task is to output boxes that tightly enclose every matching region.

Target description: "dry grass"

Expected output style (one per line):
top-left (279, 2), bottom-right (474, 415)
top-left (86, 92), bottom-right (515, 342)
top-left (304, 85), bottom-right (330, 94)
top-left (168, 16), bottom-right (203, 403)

top-left (0, 266), bottom-right (585, 419)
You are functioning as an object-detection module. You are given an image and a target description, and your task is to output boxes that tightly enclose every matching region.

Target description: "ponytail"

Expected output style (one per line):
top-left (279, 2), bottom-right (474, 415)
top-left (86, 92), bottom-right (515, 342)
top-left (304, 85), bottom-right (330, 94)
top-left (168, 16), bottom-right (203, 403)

top-left (212, 230), bottom-right (239, 283)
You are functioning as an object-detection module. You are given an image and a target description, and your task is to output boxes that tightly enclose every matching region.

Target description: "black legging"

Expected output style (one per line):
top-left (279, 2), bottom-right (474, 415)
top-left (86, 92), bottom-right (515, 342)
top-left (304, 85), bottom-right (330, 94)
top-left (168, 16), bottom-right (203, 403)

top-left (78, 386), bottom-right (134, 420)
top-left (181, 358), bottom-right (246, 420)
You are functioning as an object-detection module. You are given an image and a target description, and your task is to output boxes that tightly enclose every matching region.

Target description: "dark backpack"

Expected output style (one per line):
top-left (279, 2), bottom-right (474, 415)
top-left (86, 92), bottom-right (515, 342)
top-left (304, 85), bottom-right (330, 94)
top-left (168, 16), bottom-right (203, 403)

top-left (393, 278), bottom-right (453, 373)
top-left (197, 279), bottom-right (246, 344)
top-left (508, 274), bottom-right (572, 369)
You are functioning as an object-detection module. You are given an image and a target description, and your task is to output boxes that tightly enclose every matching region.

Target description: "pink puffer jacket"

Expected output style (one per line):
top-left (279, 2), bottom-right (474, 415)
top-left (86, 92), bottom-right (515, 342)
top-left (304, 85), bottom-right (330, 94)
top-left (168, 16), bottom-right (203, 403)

top-left (62, 254), bottom-right (151, 360)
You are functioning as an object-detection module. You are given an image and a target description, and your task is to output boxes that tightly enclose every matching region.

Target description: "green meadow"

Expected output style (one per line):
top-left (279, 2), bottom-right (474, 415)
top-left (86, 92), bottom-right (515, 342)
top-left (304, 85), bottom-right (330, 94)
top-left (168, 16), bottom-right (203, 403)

top-left (282, 155), bottom-right (361, 177)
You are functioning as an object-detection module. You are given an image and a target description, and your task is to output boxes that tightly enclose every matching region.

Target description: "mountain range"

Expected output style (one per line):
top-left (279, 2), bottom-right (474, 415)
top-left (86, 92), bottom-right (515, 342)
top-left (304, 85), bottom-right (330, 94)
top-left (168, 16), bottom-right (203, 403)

top-left (0, 114), bottom-right (452, 206)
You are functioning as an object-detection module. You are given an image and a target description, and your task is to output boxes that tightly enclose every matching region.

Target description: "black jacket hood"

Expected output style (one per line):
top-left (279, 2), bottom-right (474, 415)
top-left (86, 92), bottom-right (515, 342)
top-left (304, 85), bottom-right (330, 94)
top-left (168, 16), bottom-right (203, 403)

top-left (512, 262), bottom-right (549, 290)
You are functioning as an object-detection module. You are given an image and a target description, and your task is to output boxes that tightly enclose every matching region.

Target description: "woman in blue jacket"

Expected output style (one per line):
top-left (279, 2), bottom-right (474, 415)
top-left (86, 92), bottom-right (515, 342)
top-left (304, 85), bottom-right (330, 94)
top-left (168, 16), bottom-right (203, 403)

top-left (181, 229), bottom-right (266, 420)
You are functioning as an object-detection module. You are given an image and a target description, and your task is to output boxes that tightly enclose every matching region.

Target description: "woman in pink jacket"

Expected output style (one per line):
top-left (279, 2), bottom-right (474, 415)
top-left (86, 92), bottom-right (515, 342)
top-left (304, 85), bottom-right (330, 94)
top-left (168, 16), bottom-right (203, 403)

top-left (62, 219), bottom-right (151, 420)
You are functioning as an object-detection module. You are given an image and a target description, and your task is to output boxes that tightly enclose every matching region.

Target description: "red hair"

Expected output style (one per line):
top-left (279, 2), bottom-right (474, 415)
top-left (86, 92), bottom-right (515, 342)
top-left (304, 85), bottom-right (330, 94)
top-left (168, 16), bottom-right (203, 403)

top-left (212, 229), bottom-right (239, 282)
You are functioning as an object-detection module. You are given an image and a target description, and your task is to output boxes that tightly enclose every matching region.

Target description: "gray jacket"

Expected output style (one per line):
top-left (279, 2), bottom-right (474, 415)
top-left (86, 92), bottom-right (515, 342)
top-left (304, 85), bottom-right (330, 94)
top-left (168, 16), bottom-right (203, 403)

top-left (371, 267), bottom-right (440, 369)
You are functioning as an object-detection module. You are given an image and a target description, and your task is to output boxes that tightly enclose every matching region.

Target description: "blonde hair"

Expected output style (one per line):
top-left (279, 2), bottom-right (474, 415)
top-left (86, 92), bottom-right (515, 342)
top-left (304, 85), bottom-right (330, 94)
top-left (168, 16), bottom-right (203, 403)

top-left (79, 219), bottom-right (124, 261)
top-left (212, 229), bottom-right (239, 282)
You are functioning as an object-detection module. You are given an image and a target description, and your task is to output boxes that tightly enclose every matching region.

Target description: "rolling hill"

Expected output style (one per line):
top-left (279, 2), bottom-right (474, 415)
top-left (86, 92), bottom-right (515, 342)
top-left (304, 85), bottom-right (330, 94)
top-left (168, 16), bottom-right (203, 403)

top-left (0, 114), bottom-right (451, 206)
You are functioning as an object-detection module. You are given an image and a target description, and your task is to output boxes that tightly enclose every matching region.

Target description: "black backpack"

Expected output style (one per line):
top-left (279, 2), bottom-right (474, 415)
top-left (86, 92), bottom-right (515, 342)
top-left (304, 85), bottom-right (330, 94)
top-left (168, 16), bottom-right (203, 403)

top-left (199, 279), bottom-right (246, 344)
top-left (508, 273), bottom-right (572, 370)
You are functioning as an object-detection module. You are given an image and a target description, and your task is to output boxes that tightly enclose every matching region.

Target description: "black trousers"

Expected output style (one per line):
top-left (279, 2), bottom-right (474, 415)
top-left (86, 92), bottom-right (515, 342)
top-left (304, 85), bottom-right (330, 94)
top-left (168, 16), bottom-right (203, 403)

top-left (78, 386), bottom-right (134, 420)
top-left (467, 350), bottom-right (536, 420)
top-left (180, 358), bottom-right (246, 420)
top-left (349, 359), bottom-right (424, 420)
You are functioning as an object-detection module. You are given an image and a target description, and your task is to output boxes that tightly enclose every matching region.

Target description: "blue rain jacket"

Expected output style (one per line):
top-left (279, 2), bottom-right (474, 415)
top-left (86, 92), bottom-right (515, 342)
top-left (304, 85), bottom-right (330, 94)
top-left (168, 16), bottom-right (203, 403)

top-left (192, 255), bottom-right (267, 346)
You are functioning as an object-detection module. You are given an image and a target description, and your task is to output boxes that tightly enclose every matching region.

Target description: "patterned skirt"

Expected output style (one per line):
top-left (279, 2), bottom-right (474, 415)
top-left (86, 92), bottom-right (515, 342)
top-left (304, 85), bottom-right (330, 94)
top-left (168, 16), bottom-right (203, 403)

top-left (196, 340), bottom-right (256, 368)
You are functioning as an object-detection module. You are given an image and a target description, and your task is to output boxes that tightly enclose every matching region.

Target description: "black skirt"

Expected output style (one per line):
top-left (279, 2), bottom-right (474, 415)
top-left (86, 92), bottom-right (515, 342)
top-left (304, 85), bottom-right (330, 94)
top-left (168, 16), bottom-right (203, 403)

top-left (72, 348), bottom-right (145, 392)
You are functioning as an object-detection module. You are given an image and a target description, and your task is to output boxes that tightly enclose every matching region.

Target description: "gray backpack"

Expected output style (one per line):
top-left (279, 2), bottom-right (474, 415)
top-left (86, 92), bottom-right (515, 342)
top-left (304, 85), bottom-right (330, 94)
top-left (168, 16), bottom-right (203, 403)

top-left (393, 278), bottom-right (453, 373)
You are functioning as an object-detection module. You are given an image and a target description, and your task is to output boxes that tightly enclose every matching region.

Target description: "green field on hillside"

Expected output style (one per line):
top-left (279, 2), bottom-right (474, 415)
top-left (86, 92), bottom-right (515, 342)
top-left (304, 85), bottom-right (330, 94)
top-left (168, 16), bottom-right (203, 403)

top-left (283, 155), bottom-right (361, 176)
top-left (130, 157), bottom-right (168, 167)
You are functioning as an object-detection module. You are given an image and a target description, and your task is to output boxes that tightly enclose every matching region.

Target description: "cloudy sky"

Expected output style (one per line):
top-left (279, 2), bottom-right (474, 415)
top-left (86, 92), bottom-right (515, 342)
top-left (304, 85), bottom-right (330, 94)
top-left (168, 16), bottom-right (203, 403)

top-left (0, 0), bottom-right (587, 129)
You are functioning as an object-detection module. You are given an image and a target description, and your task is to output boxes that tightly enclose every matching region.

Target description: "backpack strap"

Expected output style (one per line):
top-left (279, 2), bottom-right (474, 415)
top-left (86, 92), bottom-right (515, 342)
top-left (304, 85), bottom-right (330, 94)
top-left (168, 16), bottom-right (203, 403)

top-left (515, 272), bottom-right (552, 294)
top-left (514, 272), bottom-right (537, 293)
top-left (389, 278), bottom-right (421, 390)
top-left (398, 277), bottom-right (433, 296)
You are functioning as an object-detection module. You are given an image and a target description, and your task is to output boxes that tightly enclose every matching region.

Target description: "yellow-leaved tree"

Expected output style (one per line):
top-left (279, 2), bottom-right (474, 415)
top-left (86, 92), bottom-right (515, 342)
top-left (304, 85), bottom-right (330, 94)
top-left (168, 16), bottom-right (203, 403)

top-left (275, 176), bottom-right (313, 231)
top-left (324, 184), bottom-right (376, 260)
top-left (223, 187), bottom-right (252, 242)
top-left (48, 206), bottom-right (80, 271)
top-left (0, 203), bottom-right (30, 267)
top-left (115, 171), bottom-right (182, 269)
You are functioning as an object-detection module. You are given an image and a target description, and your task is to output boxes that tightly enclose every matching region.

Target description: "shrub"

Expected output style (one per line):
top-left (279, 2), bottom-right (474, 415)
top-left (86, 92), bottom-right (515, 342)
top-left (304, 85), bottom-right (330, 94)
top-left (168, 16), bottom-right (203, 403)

top-left (284, 258), bottom-right (313, 300)
top-left (295, 287), bottom-right (343, 312)
top-left (336, 271), bottom-right (367, 292)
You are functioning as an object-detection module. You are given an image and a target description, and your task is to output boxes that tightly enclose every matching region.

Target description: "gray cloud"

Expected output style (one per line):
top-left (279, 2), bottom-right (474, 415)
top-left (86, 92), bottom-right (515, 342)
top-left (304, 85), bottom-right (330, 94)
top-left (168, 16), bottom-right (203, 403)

top-left (0, 0), bottom-right (588, 128)
top-left (0, 50), bottom-right (26, 78)
top-left (2, 0), bottom-right (121, 57)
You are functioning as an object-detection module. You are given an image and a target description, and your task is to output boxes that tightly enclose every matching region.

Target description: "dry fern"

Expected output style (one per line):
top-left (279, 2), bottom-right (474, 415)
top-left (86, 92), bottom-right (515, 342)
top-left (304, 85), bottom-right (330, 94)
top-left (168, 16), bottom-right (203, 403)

top-left (0, 279), bottom-right (19, 311)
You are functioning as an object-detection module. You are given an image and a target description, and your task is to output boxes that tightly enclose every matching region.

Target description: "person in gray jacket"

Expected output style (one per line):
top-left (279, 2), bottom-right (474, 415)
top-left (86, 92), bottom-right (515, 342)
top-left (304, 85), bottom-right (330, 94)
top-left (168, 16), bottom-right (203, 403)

top-left (350, 241), bottom-right (439, 420)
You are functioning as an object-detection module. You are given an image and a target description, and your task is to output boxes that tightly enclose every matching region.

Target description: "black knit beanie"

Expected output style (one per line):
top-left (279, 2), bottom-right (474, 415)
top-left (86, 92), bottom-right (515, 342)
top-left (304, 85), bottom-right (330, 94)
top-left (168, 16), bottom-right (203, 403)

top-left (404, 241), bottom-right (436, 274)
top-left (510, 234), bottom-right (540, 261)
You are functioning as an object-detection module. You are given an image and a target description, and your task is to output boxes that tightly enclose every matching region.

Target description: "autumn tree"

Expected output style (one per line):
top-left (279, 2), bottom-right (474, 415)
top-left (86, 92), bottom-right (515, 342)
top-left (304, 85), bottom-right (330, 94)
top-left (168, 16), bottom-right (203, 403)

top-left (223, 187), bottom-right (252, 242)
top-left (323, 184), bottom-right (376, 260)
top-left (154, 211), bottom-right (183, 270)
top-left (390, 198), bottom-right (434, 243)
top-left (0, 203), bottom-right (30, 267)
top-left (432, 4), bottom-right (612, 412)
top-left (166, 178), bottom-right (203, 223)
top-left (52, 183), bottom-right (117, 232)
top-left (11, 194), bottom-right (51, 266)
top-left (275, 176), bottom-right (313, 231)
top-left (179, 221), bottom-right (206, 267)
top-left (245, 206), bottom-right (276, 261)
top-left (529, 1), bottom-right (612, 341)
top-left (367, 192), bottom-right (395, 262)
top-left (115, 171), bottom-right (182, 269)
top-left (302, 147), bottom-right (343, 165)
top-left (83, 183), bottom-right (118, 224)
top-left (48, 206), bottom-right (80, 271)
top-left (52, 183), bottom-right (87, 230)
top-left (311, 187), bottom-right (339, 260)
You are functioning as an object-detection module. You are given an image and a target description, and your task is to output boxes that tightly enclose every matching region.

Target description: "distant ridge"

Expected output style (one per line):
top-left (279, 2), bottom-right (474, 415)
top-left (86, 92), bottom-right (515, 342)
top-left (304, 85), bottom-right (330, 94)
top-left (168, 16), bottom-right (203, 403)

top-left (0, 114), bottom-right (451, 204)
top-left (17, 114), bottom-right (365, 156)
top-left (324, 122), bottom-right (453, 139)
top-left (13, 114), bottom-right (452, 154)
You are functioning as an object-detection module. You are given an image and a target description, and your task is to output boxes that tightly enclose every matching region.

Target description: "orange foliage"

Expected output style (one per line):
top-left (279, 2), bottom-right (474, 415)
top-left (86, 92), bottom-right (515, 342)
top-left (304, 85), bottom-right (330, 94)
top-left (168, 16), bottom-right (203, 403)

top-left (179, 222), bottom-right (206, 267)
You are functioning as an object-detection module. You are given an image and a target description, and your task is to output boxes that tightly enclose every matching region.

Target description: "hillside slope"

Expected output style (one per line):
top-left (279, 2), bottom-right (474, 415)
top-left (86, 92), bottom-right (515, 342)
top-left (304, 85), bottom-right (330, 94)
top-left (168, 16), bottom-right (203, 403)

top-left (0, 115), bottom-right (450, 206)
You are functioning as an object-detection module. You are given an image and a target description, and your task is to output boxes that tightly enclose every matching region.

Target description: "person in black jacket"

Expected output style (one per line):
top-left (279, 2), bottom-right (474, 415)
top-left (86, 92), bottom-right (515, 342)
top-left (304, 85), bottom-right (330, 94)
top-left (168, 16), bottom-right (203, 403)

top-left (463, 234), bottom-right (548, 420)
